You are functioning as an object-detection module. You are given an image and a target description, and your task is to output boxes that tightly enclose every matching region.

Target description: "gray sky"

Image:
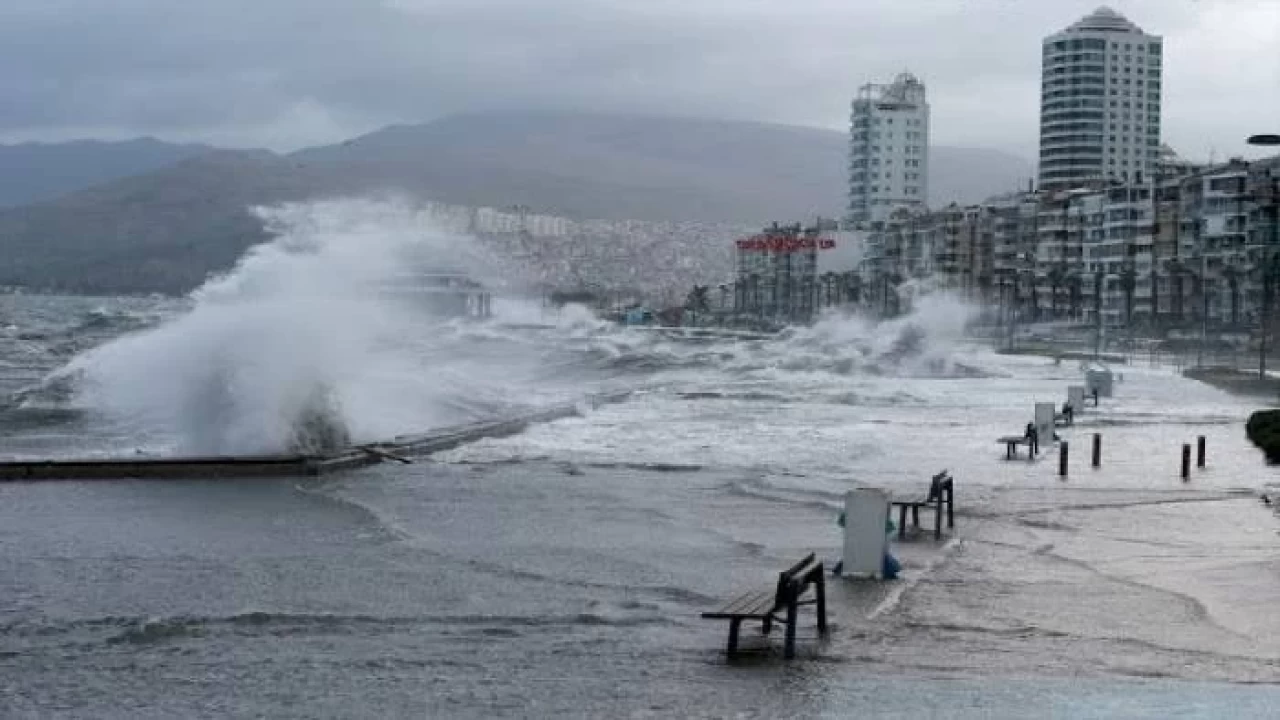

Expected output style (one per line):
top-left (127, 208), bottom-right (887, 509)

top-left (1, 0), bottom-right (1277, 162)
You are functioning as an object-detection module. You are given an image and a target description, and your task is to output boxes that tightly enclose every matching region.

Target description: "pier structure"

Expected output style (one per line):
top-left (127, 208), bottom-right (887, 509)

top-left (380, 270), bottom-right (492, 319)
top-left (0, 392), bottom-right (630, 482)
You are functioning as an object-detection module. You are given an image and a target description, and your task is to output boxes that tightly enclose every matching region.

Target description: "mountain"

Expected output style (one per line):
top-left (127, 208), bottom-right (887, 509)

top-left (0, 138), bottom-right (213, 209)
top-left (291, 111), bottom-right (1033, 219)
top-left (0, 150), bottom-right (328, 294)
top-left (0, 111), bottom-right (1033, 294)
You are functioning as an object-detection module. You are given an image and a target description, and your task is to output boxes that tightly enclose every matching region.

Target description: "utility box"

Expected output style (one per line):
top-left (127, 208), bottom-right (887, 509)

top-left (1068, 385), bottom-right (1086, 410)
top-left (1085, 367), bottom-right (1114, 398)
top-left (842, 488), bottom-right (889, 579)
top-left (1035, 402), bottom-right (1057, 445)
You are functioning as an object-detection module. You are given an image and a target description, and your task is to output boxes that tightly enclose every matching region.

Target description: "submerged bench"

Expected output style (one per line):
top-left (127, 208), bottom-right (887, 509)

top-left (701, 553), bottom-right (827, 659)
top-left (889, 470), bottom-right (954, 540)
top-left (997, 435), bottom-right (1036, 460)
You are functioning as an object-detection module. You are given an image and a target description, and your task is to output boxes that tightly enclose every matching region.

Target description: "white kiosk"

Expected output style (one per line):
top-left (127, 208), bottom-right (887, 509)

top-left (1035, 402), bottom-right (1057, 445)
top-left (841, 488), bottom-right (889, 579)
top-left (1068, 385), bottom-right (1086, 411)
top-left (1085, 366), bottom-right (1114, 398)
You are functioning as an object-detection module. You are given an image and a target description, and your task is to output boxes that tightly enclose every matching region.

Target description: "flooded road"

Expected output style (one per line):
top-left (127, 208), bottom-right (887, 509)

top-left (3, 292), bottom-right (1280, 717)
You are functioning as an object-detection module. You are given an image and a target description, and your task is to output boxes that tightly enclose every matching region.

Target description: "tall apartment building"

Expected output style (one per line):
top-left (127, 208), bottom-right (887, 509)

top-left (847, 72), bottom-right (930, 227)
top-left (1039, 7), bottom-right (1163, 190)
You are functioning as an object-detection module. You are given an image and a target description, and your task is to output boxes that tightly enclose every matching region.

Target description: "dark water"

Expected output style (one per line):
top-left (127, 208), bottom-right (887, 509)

top-left (4, 294), bottom-right (1280, 718)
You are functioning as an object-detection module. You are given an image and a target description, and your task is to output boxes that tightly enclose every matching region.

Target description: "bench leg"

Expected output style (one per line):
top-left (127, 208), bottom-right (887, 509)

top-left (762, 616), bottom-right (772, 635)
top-left (728, 619), bottom-right (742, 655)
top-left (898, 505), bottom-right (908, 539)
top-left (934, 498), bottom-right (943, 540)
top-left (784, 601), bottom-right (798, 659)
top-left (912, 505), bottom-right (920, 528)
top-left (947, 489), bottom-right (955, 529)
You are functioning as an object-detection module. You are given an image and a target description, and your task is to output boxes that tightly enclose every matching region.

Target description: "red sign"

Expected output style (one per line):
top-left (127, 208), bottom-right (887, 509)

top-left (735, 237), bottom-right (837, 252)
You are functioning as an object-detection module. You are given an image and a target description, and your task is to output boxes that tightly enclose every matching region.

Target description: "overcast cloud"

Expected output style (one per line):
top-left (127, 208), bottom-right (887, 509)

top-left (0, 0), bottom-right (1276, 161)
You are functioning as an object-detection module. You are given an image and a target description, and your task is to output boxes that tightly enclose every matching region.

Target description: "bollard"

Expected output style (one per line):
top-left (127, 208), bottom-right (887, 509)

top-left (1197, 435), bottom-right (1206, 468)
top-left (1181, 444), bottom-right (1191, 481)
top-left (1092, 433), bottom-right (1101, 468)
top-left (1059, 441), bottom-right (1069, 477)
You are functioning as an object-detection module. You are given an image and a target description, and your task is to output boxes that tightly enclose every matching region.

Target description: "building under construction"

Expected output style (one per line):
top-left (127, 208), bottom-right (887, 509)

top-left (733, 221), bottom-right (835, 327)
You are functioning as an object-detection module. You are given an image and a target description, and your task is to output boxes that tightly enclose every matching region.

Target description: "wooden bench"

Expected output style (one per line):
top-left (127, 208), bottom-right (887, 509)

top-left (997, 435), bottom-right (1035, 460)
top-left (701, 553), bottom-right (827, 659)
top-left (889, 470), bottom-right (954, 540)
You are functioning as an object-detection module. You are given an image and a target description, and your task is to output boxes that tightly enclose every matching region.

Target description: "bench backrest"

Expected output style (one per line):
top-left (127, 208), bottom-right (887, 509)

top-left (773, 552), bottom-right (822, 609)
top-left (927, 470), bottom-right (953, 502)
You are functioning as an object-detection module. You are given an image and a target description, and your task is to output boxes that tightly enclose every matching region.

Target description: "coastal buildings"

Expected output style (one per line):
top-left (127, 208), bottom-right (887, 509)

top-left (853, 5), bottom-right (1280, 338)
top-left (860, 156), bottom-right (1280, 331)
top-left (1038, 7), bottom-right (1163, 190)
top-left (847, 72), bottom-right (930, 226)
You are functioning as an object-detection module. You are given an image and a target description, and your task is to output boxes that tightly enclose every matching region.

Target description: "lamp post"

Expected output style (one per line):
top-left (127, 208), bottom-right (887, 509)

top-left (1249, 133), bottom-right (1280, 377)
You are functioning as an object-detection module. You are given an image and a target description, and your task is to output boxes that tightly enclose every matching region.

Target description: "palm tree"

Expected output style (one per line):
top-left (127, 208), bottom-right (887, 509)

top-left (977, 274), bottom-right (993, 310)
top-left (1026, 271), bottom-right (1040, 322)
top-left (1166, 258), bottom-right (1187, 324)
top-left (886, 272), bottom-right (904, 316)
top-left (819, 272), bottom-right (836, 307)
top-left (685, 285), bottom-right (710, 326)
top-left (1148, 269), bottom-right (1160, 330)
top-left (1119, 265), bottom-right (1137, 329)
top-left (847, 272), bottom-right (863, 304)
top-left (1222, 265), bottom-right (1242, 326)
top-left (1047, 263), bottom-right (1068, 320)
top-left (1093, 270), bottom-right (1105, 327)
top-left (1067, 274), bottom-right (1083, 321)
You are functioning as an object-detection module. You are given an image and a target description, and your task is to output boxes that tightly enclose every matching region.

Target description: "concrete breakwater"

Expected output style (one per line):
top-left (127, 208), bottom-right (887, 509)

top-left (0, 391), bottom-right (631, 481)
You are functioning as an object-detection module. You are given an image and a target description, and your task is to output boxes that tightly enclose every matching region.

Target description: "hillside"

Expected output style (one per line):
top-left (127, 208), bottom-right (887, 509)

top-left (0, 111), bottom-right (1033, 294)
top-left (292, 111), bottom-right (1033, 220)
top-left (0, 150), bottom-right (329, 294)
top-left (0, 138), bottom-right (212, 209)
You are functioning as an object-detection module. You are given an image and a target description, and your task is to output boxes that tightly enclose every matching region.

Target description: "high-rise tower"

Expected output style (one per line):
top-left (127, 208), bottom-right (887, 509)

top-left (1038, 7), bottom-right (1162, 190)
top-left (848, 72), bottom-right (929, 226)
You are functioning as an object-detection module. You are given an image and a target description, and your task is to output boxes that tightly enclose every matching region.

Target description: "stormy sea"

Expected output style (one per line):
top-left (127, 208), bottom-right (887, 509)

top-left (4, 199), bottom-right (1280, 718)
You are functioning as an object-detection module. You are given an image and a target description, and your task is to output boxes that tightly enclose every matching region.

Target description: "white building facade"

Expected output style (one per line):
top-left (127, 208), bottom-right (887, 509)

top-left (1038, 7), bottom-right (1163, 191)
top-left (847, 72), bottom-right (930, 227)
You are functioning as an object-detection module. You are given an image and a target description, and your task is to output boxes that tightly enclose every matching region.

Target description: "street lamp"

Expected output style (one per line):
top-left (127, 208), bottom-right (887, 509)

top-left (1249, 133), bottom-right (1280, 377)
